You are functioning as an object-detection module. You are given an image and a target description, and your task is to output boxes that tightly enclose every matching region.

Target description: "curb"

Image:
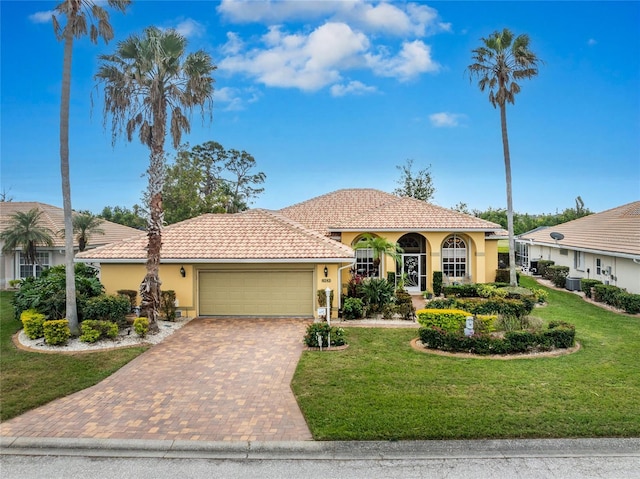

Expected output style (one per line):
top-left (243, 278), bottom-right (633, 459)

top-left (2, 437), bottom-right (639, 460)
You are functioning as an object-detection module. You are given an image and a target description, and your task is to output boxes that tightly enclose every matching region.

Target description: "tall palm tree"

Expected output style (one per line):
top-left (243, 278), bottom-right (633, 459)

top-left (354, 234), bottom-right (404, 278)
top-left (53, 0), bottom-right (130, 336)
top-left (466, 28), bottom-right (541, 286)
top-left (95, 26), bottom-right (215, 331)
top-left (0, 208), bottom-right (55, 272)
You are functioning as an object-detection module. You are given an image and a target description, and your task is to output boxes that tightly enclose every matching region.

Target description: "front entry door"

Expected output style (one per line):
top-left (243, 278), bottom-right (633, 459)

top-left (402, 254), bottom-right (420, 293)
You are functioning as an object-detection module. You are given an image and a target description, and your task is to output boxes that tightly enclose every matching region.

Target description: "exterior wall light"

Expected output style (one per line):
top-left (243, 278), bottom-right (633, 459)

top-left (180, 266), bottom-right (186, 278)
top-left (324, 266), bottom-right (328, 278)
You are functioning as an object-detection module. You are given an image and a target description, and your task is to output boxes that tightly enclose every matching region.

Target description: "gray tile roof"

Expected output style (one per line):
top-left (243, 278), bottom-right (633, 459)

top-left (518, 201), bottom-right (640, 256)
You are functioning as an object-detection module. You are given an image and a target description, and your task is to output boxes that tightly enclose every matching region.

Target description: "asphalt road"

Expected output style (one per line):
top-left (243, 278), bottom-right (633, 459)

top-left (1, 437), bottom-right (639, 479)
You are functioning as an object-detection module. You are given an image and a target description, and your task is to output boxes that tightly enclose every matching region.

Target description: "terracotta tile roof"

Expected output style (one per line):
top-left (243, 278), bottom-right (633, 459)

top-left (280, 189), bottom-right (502, 233)
top-left (279, 188), bottom-right (400, 233)
top-left (518, 201), bottom-right (640, 257)
top-left (76, 209), bottom-right (355, 262)
top-left (0, 202), bottom-right (141, 248)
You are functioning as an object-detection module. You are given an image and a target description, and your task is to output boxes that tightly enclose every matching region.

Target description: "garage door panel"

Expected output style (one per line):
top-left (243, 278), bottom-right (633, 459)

top-left (199, 271), bottom-right (313, 316)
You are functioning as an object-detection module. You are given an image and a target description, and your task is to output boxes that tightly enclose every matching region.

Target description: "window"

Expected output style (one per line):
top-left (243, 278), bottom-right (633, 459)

top-left (596, 258), bottom-right (601, 275)
top-left (19, 252), bottom-right (50, 279)
top-left (442, 235), bottom-right (467, 278)
top-left (353, 237), bottom-right (375, 276)
top-left (574, 251), bottom-right (585, 271)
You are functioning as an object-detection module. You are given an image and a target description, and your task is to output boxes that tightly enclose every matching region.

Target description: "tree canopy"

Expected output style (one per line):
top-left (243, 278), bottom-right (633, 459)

top-left (393, 159), bottom-right (435, 202)
top-left (163, 141), bottom-right (266, 224)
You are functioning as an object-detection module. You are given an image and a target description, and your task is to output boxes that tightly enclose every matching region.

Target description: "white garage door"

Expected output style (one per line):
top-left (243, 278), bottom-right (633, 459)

top-left (199, 270), bottom-right (314, 316)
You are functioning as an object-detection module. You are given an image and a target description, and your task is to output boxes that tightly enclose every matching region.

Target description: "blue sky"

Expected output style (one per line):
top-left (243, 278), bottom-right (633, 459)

top-left (1, 0), bottom-right (639, 216)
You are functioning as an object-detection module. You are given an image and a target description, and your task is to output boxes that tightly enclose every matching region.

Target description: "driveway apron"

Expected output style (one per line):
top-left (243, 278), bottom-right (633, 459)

top-left (0, 318), bottom-right (313, 442)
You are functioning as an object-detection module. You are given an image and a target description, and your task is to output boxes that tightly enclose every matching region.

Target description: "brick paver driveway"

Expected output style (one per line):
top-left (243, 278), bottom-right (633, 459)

top-left (0, 318), bottom-right (313, 442)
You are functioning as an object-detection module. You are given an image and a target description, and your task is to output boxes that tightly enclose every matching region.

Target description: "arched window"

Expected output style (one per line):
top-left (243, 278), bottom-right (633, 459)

top-left (442, 235), bottom-right (467, 278)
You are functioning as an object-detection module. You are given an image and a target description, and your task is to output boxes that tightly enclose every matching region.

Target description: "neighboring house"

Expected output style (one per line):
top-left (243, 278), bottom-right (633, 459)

top-left (516, 201), bottom-right (640, 294)
top-left (76, 189), bottom-right (505, 319)
top-left (0, 202), bottom-right (141, 289)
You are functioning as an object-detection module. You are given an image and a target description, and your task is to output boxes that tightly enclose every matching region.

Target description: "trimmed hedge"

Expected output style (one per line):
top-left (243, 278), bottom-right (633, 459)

top-left (43, 319), bottom-right (71, 346)
top-left (20, 309), bottom-right (46, 339)
top-left (84, 295), bottom-right (131, 328)
top-left (416, 309), bottom-right (471, 333)
top-left (418, 321), bottom-right (575, 355)
top-left (432, 271), bottom-right (443, 297)
top-left (546, 265), bottom-right (570, 288)
top-left (592, 284), bottom-right (640, 314)
top-left (442, 284), bottom-right (479, 298)
top-left (133, 317), bottom-right (149, 338)
top-left (580, 279), bottom-right (602, 298)
top-left (80, 320), bottom-right (119, 343)
top-left (536, 260), bottom-right (554, 278)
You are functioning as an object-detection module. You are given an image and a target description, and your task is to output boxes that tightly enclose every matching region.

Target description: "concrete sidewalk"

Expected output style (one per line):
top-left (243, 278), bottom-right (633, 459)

top-left (2, 436), bottom-right (639, 460)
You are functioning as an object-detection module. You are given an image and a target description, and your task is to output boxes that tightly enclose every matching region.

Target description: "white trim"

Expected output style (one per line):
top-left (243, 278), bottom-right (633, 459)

top-left (515, 239), bottom-right (640, 261)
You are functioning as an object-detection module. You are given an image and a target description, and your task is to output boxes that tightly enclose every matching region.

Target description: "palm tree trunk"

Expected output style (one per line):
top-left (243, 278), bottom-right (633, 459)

top-left (60, 29), bottom-right (79, 336)
top-left (500, 103), bottom-right (518, 287)
top-left (139, 117), bottom-right (165, 333)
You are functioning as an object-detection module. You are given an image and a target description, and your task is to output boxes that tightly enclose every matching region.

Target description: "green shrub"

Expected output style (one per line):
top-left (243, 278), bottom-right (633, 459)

top-left (160, 290), bottom-right (177, 321)
top-left (580, 279), bottom-right (602, 298)
top-left (501, 286), bottom-right (534, 299)
top-left (317, 289), bottom-right (335, 308)
top-left (20, 309), bottom-right (46, 339)
top-left (304, 322), bottom-right (346, 348)
top-left (593, 284), bottom-right (623, 307)
top-left (117, 289), bottom-right (138, 311)
top-left (43, 319), bottom-right (71, 346)
top-left (342, 297), bottom-right (364, 320)
top-left (80, 320), bottom-right (119, 343)
top-left (531, 288), bottom-right (549, 303)
top-left (432, 271), bottom-right (443, 297)
top-left (418, 320), bottom-right (576, 355)
top-left (546, 265), bottom-right (570, 288)
top-left (424, 298), bottom-right (455, 309)
top-left (416, 309), bottom-right (471, 333)
top-left (442, 284), bottom-right (479, 298)
top-left (477, 284), bottom-right (507, 299)
top-left (537, 260), bottom-right (554, 278)
top-left (393, 289), bottom-right (416, 320)
top-left (618, 292), bottom-right (640, 314)
top-left (133, 317), bottom-right (149, 338)
top-left (12, 264), bottom-right (103, 320)
top-left (474, 314), bottom-right (498, 333)
top-left (495, 269), bottom-right (520, 284)
top-left (84, 294), bottom-right (131, 328)
top-left (361, 278), bottom-right (395, 314)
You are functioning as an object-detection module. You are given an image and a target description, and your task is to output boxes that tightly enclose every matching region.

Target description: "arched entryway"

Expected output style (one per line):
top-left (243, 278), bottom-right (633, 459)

top-left (397, 233), bottom-right (427, 293)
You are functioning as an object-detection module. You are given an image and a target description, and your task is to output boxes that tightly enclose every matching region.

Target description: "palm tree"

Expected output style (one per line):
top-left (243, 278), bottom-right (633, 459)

top-left (0, 208), bottom-right (55, 272)
top-left (95, 26), bottom-right (215, 331)
top-left (52, 0), bottom-right (130, 336)
top-left (59, 213), bottom-right (105, 251)
top-left (466, 28), bottom-right (541, 287)
top-left (354, 234), bottom-right (404, 278)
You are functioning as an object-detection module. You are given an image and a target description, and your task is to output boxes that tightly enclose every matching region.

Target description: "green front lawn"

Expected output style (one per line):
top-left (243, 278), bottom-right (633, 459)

top-left (0, 291), bottom-right (148, 422)
top-left (292, 277), bottom-right (640, 440)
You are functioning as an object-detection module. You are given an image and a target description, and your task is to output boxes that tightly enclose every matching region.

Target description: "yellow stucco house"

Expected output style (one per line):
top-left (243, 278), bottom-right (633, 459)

top-left (76, 188), bottom-right (505, 318)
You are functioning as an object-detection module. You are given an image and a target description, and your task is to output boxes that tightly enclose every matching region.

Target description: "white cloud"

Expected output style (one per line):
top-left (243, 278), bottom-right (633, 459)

top-left (429, 112), bottom-right (465, 127)
top-left (587, 38), bottom-right (597, 46)
top-left (330, 80), bottom-right (377, 97)
top-left (366, 40), bottom-right (440, 81)
top-left (29, 10), bottom-right (53, 24)
top-left (221, 32), bottom-right (244, 55)
top-left (217, 0), bottom-right (448, 37)
top-left (174, 18), bottom-right (205, 38)
top-left (220, 22), bottom-right (369, 91)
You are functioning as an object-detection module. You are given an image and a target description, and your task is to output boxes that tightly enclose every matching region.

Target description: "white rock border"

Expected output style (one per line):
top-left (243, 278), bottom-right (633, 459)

top-left (13, 317), bottom-right (194, 354)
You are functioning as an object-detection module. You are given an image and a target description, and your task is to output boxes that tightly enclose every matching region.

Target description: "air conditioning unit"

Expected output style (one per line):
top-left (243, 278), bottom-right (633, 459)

top-left (565, 277), bottom-right (582, 291)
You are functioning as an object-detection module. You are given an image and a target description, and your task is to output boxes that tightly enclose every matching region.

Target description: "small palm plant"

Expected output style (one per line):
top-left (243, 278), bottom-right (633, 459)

top-left (354, 234), bottom-right (404, 278)
top-left (0, 208), bottom-right (54, 268)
